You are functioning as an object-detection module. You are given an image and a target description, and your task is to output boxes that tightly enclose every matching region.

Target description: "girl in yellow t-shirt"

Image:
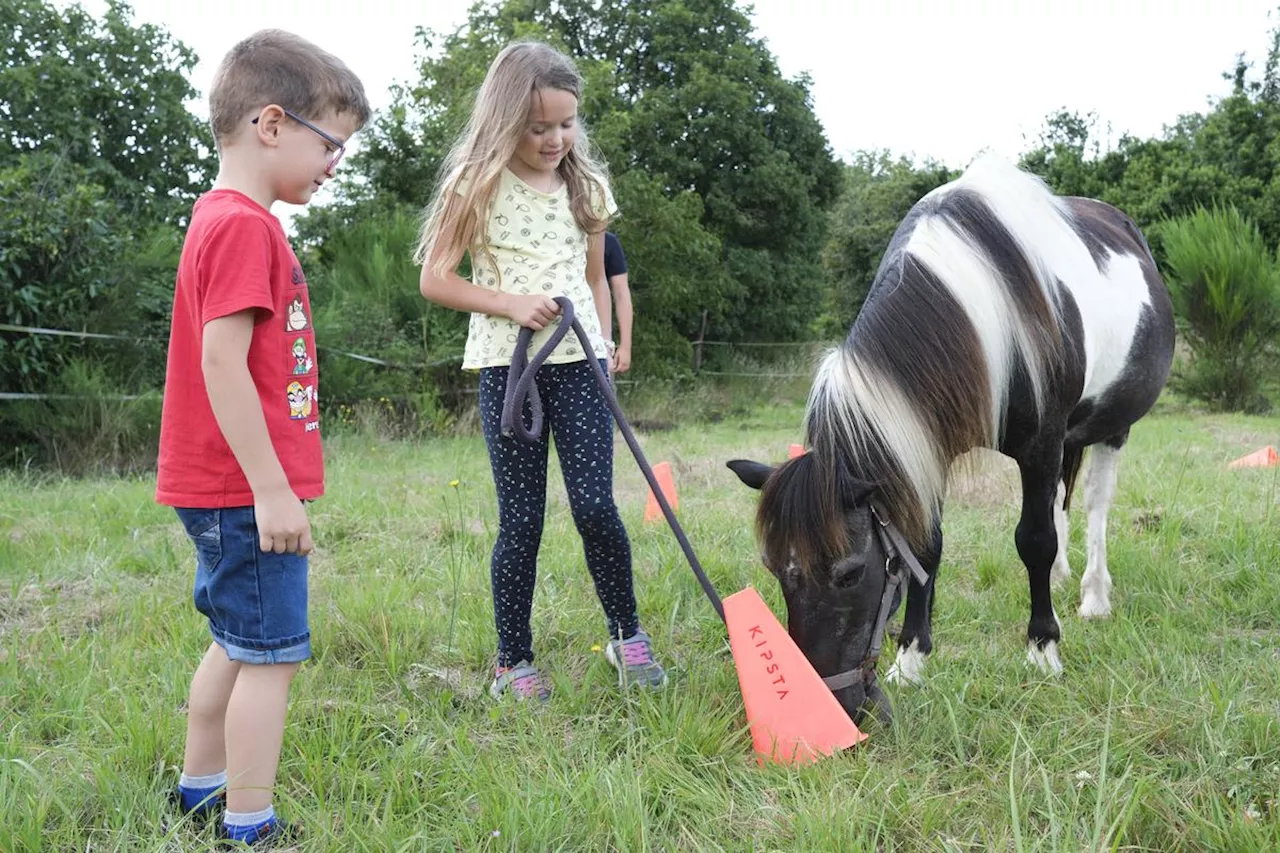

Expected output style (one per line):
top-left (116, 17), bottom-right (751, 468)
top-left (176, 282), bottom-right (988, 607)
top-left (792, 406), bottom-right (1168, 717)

top-left (415, 41), bottom-right (666, 701)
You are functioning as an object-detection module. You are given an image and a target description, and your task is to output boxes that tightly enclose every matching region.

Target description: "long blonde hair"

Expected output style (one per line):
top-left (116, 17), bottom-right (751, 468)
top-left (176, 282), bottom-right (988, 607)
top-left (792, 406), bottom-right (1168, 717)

top-left (415, 41), bottom-right (613, 280)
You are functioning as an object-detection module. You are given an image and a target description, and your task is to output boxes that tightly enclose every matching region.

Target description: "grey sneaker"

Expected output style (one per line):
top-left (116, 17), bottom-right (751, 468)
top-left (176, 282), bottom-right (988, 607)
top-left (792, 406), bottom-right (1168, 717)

top-left (604, 630), bottom-right (668, 689)
top-left (489, 661), bottom-right (551, 702)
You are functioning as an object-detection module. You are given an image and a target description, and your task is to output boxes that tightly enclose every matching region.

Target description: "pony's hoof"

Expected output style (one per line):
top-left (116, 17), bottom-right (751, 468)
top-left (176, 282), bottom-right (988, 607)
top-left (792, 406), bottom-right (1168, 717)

top-left (885, 641), bottom-right (926, 685)
top-left (1026, 640), bottom-right (1063, 676)
top-left (1078, 595), bottom-right (1111, 620)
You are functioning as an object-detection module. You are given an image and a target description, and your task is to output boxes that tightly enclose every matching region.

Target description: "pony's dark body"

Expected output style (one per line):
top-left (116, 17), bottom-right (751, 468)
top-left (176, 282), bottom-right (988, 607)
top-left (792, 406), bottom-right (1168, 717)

top-left (729, 157), bottom-right (1174, 723)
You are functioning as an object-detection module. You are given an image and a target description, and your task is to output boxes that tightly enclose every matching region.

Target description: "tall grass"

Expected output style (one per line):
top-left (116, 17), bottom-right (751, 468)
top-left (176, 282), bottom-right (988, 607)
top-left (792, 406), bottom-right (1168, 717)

top-left (2, 396), bottom-right (1278, 850)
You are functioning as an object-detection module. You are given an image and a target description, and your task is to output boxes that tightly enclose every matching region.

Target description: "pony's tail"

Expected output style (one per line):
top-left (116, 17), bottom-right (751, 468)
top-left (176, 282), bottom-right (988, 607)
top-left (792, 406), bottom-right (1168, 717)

top-left (1060, 445), bottom-right (1086, 512)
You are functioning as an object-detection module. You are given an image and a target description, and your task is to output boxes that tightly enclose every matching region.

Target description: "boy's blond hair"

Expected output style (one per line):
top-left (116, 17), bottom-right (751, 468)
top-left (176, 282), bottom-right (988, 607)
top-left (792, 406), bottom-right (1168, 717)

top-left (415, 41), bottom-right (613, 279)
top-left (209, 29), bottom-right (371, 148)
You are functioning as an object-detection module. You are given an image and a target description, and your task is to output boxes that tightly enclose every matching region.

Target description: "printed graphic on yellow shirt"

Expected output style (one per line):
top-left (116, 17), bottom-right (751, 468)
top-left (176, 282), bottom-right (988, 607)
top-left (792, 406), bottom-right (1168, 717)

top-left (291, 337), bottom-right (313, 375)
top-left (286, 380), bottom-right (314, 419)
top-left (285, 297), bottom-right (309, 332)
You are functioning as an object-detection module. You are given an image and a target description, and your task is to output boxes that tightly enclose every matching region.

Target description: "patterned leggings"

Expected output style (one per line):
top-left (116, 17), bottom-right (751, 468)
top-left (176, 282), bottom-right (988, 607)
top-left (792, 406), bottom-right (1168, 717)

top-left (479, 359), bottom-right (639, 666)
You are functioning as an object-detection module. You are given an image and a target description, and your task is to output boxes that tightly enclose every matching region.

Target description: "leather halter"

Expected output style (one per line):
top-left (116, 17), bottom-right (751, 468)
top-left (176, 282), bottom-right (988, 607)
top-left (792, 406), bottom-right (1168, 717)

top-left (821, 502), bottom-right (929, 693)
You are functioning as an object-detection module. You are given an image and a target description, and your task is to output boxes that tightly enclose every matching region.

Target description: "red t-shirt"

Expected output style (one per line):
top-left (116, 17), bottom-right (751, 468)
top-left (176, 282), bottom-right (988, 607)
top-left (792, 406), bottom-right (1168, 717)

top-left (156, 190), bottom-right (324, 507)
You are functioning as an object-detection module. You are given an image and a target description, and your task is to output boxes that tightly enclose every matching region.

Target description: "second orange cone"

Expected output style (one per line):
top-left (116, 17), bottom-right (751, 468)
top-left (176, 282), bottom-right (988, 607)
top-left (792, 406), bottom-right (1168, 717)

top-left (643, 460), bottom-right (678, 522)
top-left (1228, 445), bottom-right (1278, 469)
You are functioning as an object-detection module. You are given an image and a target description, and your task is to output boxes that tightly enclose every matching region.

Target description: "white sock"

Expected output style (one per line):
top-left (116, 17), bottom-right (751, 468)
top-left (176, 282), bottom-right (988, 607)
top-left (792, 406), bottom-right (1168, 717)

top-left (178, 769), bottom-right (226, 789)
top-left (224, 804), bottom-right (275, 827)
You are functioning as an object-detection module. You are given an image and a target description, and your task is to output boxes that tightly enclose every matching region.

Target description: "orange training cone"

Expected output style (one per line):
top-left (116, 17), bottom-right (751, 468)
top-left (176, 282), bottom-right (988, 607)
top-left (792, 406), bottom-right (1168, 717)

top-left (643, 461), bottom-right (678, 522)
top-left (788, 443), bottom-right (805, 459)
top-left (724, 587), bottom-right (867, 764)
top-left (1228, 446), bottom-right (1278, 469)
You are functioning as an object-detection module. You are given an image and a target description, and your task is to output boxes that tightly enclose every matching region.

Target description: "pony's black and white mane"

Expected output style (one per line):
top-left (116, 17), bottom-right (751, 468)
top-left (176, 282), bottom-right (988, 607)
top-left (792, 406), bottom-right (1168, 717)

top-left (759, 156), bottom-right (1140, 573)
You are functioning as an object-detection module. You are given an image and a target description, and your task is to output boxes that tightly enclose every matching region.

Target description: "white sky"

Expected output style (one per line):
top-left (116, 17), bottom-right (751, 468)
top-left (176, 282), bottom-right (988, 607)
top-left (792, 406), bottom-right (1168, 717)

top-left (72, 0), bottom-right (1277, 220)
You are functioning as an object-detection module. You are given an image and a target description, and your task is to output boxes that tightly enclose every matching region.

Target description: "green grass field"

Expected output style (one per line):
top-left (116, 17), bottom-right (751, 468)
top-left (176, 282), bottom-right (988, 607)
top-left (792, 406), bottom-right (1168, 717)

top-left (2, 393), bottom-right (1278, 851)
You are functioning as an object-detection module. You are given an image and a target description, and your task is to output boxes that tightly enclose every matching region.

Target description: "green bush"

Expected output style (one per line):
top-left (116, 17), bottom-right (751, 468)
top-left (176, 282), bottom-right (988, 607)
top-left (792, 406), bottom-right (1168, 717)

top-left (1, 155), bottom-right (127, 387)
top-left (306, 205), bottom-right (471, 434)
top-left (1159, 205), bottom-right (1280, 412)
top-left (0, 154), bottom-right (179, 466)
top-left (3, 359), bottom-right (162, 474)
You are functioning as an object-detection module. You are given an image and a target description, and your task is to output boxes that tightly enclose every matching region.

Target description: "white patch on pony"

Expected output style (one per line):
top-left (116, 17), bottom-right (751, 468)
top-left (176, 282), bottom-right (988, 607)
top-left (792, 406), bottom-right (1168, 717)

top-left (1070, 251), bottom-right (1153, 400)
top-left (1079, 443), bottom-right (1121, 619)
top-left (885, 639), bottom-right (926, 685)
top-left (1051, 479), bottom-right (1071, 586)
top-left (940, 156), bottom-right (1076, 328)
top-left (916, 156), bottom-right (1085, 423)
top-left (808, 351), bottom-right (946, 529)
top-left (1026, 639), bottom-right (1063, 676)
top-left (922, 157), bottom-right (1156, 434)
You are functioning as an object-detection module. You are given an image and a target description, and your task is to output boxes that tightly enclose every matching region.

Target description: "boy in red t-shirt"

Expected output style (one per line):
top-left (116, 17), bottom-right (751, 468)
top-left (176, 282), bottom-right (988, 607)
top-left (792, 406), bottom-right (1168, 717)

top-left (155, 29), bottom-right (368, 845)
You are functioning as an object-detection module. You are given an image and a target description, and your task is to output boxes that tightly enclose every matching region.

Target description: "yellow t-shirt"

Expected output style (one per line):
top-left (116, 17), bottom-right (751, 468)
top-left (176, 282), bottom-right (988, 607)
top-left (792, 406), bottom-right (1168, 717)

top-left (462, 168), bottom-right (617, 370)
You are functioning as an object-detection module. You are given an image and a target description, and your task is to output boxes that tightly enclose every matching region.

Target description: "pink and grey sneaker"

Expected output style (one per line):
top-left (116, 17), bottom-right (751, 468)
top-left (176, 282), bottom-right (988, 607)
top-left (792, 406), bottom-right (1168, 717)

top-left (604, 630), bottom-right (668, 689)
top-left (489, 661), bottom-right (551, 702)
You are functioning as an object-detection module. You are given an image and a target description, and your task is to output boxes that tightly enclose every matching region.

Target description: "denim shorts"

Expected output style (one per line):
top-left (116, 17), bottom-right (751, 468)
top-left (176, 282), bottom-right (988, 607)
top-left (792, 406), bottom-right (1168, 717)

top-left (175, 507), bottom-right (310, 664)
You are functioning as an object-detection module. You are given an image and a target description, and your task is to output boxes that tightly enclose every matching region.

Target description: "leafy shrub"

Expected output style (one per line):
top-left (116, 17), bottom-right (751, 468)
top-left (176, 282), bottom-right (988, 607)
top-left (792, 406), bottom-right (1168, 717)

top-left (1159, 205), bottom-right (1280, 412)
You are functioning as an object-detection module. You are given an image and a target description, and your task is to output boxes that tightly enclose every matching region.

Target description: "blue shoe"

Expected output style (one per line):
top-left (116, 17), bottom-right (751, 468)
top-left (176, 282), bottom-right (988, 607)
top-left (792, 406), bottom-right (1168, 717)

top-left (167, 785), bottom-right (225, 825)
top-left (217, 817), bottom-right (299, 848)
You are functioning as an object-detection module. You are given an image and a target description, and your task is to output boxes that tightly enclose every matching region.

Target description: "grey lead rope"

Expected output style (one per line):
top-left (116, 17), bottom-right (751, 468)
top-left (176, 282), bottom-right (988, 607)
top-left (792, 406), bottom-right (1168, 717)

top-left (500, 296), bottom-right (726, 623)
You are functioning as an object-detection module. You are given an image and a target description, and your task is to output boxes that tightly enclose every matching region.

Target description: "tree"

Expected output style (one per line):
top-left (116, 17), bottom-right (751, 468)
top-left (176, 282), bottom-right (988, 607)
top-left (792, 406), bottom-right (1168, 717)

top-left (817, 152), bottom-right (955, 336)
top-left (0, 0), bottom-right (216, 367)
top-left (1018, 110), bottom-right (1119, 199)
top-left (1, 0), bottom-right (216, 226)
top-left (1019, 32), bottom-right (1280, 254)
top-left (0, 154), bottom-right (131, 385)
top-left (0, 0), bottom-right (211, 463)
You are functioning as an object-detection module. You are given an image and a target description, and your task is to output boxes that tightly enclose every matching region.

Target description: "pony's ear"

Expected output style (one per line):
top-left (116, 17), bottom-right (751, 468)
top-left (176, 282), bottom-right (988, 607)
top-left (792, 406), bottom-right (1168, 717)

top-left (726, 459), bottom-right (774, 490)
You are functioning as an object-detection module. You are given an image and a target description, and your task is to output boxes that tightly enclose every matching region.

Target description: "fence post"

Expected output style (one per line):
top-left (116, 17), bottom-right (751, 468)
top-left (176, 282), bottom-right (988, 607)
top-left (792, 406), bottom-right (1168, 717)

top-left (693, 310), bottom-right (708, 375)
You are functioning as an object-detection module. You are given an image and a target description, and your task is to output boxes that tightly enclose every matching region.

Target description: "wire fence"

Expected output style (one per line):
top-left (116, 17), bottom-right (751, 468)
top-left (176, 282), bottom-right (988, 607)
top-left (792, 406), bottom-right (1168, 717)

top-left (1, 322), bottom-right (828, 400)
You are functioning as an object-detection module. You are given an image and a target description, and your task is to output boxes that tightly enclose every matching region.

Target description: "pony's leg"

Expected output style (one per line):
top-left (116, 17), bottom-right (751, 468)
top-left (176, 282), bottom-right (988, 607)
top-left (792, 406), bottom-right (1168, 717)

top-left (886, 517), bottom-right (942, 686)
top-left (885, 582), bottom-right (932, 685)
top-left (1050, 479), bottom-right (1072, 586)
top-left (1017, 445), bottom-right (1064, 676)
top-left (1079, 436), bottom-right (1125, 619)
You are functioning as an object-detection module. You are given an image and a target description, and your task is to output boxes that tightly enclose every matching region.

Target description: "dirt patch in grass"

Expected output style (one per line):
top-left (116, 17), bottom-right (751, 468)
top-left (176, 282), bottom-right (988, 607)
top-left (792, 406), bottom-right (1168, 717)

top-left (0, 576), bottom-right (114, 647)
top-left (1199, 422), bottom-right (1278, 456)
top-left (946, 449), bottom-right (1020, 509)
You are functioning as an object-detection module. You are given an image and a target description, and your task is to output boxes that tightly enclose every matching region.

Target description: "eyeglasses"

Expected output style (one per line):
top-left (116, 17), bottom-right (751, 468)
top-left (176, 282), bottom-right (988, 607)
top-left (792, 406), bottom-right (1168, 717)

top-left (252, 108), bottom-right (346, 172)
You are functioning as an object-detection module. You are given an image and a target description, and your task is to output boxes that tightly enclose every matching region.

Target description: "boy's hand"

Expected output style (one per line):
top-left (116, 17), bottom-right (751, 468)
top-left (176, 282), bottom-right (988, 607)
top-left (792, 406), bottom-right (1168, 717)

top-left (501, 294), bottom-right (560, 330)
top-left (255, 487), bottom-right (314, 555)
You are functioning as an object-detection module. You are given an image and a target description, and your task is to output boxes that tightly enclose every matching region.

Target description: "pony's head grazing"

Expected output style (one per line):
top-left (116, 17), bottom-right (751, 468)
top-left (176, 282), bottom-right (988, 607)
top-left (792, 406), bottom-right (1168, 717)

top-left (725, 346), bottom-right (936, 725)
top-left (728, 448), bottom-right (899, 728)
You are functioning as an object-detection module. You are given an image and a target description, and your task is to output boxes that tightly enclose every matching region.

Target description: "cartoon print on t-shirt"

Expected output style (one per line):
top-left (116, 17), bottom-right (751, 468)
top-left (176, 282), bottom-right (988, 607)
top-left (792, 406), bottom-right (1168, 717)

top-left (285, 297), bottom-right (308, 332)
top-left (291, 266), bottom-right (306, 286)
top-left (291, 337), bottom-right (313, 375)
top-left (286, 380), bottom-right (314, 419)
